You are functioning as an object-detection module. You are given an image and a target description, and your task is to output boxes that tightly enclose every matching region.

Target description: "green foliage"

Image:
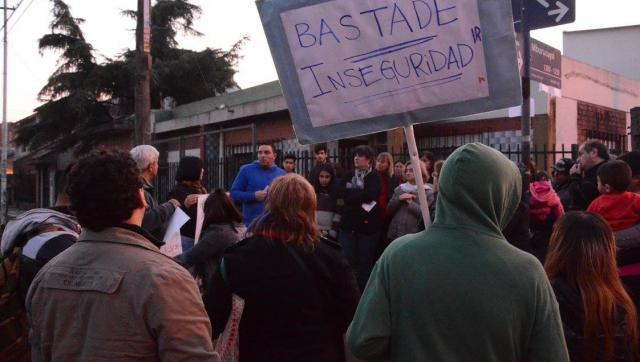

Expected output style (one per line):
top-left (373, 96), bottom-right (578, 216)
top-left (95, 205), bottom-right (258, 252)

top-left (153, 38), bottom-right (246, 105)
top-left (17, 0), bottom-right (243, 154)
top-left (18, 0), bottom-right (109, 153)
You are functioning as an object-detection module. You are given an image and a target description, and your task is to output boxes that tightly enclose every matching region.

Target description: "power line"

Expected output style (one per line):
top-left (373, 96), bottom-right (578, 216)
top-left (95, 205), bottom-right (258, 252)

top-left (0, 0), bottom-right (23, 32)
top-left (6, 0), bottom-right (37, 34)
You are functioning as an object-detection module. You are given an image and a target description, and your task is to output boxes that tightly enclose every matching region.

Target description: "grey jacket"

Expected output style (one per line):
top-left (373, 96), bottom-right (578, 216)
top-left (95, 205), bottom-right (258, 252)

top-left (176, 222), bottom-right (244, 286)
top-left (387, 183), bottom-right (434, 240)
top-left (141, 178), bottom-right (175, 238)
top-left (26, 226), bottom-right (219, 362)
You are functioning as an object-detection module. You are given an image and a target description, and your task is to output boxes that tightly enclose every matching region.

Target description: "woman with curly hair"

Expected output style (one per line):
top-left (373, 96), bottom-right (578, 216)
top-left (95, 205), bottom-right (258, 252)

top-left (204, 174), bottom-right (360, 362)
top-left (545, 211), bottom-right (638, 361)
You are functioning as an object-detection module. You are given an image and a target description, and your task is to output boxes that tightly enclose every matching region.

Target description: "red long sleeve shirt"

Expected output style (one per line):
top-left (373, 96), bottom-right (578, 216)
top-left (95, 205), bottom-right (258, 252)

top-left (587, 192), bottom-right (640, 231)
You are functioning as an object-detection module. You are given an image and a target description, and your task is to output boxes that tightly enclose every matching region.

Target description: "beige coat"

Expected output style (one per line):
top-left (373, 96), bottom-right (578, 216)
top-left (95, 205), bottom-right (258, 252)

top-left (26, 226), bottom-right (219, 362)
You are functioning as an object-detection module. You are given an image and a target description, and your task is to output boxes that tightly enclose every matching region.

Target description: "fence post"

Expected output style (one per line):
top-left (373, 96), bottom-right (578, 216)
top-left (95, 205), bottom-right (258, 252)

top-left (630, 107), bottom-right (640, 151)
top-left (571, 144), bottom-right (579, 160)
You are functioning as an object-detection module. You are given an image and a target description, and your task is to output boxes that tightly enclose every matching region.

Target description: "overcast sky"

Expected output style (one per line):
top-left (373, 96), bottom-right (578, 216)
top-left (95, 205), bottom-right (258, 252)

top-left (4, 0), bottom-right (639, 123)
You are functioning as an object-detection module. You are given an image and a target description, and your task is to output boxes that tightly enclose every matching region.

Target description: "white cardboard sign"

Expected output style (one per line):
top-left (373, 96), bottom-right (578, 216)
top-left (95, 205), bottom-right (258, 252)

top-left (160, 208), bottom-right (190, 257)
top-left (280, 0), bottom-right (489, 127)
top-left (194, 194), bottom-right (209, 244)
top-left (257, 0), bottom-right (521, 144)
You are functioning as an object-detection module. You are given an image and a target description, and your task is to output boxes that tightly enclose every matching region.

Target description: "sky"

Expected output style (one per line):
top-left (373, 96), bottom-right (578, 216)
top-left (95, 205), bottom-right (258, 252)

top-left (3, 0), bottom-right (640, 123)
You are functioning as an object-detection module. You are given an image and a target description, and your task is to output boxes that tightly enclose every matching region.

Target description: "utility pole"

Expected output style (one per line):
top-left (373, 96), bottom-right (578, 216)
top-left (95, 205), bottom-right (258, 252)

top-left (520, 3), bottom-right (531, 166)
top-left (135, 0), bottom-right (152, 145)
top-left (1, 0), bottom-right (15, 226)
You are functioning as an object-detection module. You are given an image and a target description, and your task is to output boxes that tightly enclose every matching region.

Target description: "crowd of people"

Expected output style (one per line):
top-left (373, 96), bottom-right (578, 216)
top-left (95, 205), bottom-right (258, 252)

top-left (1, 139), bottom-right (639, 361)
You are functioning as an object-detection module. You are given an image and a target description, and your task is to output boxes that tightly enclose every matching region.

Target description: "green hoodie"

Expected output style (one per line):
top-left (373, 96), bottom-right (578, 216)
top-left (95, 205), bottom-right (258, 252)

top-left (346, 143), bottom-right (569, 362)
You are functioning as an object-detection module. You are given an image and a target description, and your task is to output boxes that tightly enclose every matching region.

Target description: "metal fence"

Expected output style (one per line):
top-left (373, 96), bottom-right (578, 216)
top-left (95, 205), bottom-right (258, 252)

top-left (154, 143), bottom-right (580, 203)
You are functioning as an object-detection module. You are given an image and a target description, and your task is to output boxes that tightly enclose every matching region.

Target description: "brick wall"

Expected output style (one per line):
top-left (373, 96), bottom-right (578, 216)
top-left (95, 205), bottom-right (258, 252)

top-left (224, 128), bottom-right (251, 145)
top-left (576, 101), bottom-right (626, 143)
top-left (224, 117), bottom-right (295, 146)
top-left (414, 118), bottom-right (521, 137)
top-left (256, 118), bottom-right (295, 141)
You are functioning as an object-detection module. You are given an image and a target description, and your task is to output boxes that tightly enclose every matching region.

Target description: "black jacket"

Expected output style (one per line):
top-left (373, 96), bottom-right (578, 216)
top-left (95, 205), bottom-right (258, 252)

top-left (337, 170), bottom-right (381, 234)
top-left (204, 235), bottom-right (360, 362)
top-left (569, 161), bottom-right (605, 210)
top-left (618, 246), bottom-right (640, 313)
top-left (168, 183), bottom-right (206, 238)
top-left (551, 278), bottom-right (635, 362)
top-left (554, 181), bottom-right (572, 212)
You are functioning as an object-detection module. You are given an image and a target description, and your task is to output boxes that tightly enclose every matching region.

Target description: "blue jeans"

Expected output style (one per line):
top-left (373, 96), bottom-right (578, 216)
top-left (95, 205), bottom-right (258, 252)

top-left (338, 231), bottom-right (381, 291)
top-left (181, 235), bottom-right (195, 253)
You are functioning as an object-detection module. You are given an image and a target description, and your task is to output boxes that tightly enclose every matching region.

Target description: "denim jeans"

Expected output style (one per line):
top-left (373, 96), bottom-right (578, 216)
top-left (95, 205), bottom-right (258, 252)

top-left (337, 230), bottom-right (381, 291)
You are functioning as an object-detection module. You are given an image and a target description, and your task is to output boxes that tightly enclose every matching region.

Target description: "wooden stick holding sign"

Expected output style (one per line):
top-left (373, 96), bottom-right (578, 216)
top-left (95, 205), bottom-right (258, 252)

top-left (404, 126), bottom-right (431, 229)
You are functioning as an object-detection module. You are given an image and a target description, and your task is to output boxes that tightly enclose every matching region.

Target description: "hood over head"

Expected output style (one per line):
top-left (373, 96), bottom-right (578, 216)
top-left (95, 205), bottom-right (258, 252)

top-left (435, 143), bottom-right (521, 236)
top-left (530, 180), bottom-right (556, 202)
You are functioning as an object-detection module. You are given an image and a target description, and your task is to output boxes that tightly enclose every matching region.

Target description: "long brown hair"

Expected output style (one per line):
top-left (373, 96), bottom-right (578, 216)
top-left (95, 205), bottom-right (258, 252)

top-left (250, 174), bottom-right (319, 247)
top-left (545, 211), bottom-right (638, 361)
top-left (202, 189), bottom-right (243, 231)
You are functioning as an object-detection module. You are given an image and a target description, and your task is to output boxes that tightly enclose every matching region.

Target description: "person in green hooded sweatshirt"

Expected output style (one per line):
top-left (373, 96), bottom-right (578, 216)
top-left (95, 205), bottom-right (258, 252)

top-left (346, 143), bottom-right (569, 362)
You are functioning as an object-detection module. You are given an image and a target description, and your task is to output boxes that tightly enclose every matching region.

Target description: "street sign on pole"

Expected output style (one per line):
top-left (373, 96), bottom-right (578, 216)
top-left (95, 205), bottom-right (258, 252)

top-left (512, 0), bottom-right (575, 30)
top-left (514, 0), bottom-right (574, 165)
top-left (515, 35), bottom-right (561, 89)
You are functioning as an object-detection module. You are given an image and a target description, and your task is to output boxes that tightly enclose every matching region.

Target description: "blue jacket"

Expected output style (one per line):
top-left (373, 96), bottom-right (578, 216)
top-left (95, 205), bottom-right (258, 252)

top-left (230, 161), bottom-right (286, 226)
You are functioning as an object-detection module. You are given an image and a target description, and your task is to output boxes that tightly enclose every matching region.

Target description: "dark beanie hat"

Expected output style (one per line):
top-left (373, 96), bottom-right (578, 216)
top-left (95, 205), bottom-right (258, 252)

top-left (176, 156), bottom-right (203, 182)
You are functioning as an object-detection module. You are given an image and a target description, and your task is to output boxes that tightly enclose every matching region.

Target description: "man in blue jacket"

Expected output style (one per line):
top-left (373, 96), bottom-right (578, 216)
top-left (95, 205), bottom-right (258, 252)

top-left (231, 143), bottom-right (286, 226)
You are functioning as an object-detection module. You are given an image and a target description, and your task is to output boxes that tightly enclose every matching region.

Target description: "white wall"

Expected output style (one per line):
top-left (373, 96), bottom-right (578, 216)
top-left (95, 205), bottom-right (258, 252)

top-left (555, 97), bottom-right (578, 146)
top-left (168, 149), bottom-right (201, 163)
top-left (564, 26), bottom-right (640, 81)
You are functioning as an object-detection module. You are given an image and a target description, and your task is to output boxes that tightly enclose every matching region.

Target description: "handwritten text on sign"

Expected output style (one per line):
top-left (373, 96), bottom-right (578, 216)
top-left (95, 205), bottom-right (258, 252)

top-left (281, 0), bottom-right (488, 127)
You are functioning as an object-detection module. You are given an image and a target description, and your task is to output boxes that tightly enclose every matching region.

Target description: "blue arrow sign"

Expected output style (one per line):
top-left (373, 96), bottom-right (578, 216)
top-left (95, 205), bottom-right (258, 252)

top-left (512, 0), bottom-right (575, 30)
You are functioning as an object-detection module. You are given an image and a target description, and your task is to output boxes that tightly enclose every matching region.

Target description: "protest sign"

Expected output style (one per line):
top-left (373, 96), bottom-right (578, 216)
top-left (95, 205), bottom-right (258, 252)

top-left (257, 0), bottom-right (521, 144)
top-left (194, 194), bottom-right (209, 244)
top-left (160, 208), bottom-right (190, 257)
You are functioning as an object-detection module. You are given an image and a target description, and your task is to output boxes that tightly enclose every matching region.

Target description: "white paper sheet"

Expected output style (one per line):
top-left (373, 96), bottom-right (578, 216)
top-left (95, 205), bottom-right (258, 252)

top-left (160, 208), bottom-right (189, 257)
top-left (194, 194), bottom-right (209, 244)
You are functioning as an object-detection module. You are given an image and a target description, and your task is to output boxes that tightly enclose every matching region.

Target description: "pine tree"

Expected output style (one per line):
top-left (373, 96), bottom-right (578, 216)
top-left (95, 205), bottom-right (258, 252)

top-left (17, 0), bottom-right (244, 153)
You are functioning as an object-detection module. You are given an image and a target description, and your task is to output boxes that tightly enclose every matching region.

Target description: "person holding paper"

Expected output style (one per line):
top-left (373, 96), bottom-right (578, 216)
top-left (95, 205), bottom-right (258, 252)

top-left (230, 143), bottom-right (286, 227)
top-left (337, 145), bottom-right (381, 291)
top-left (130, 145), bottom-right (180, 238)
top-left (346, 143), bottom-right (568, 362)
top-left (168, 156), bottom-right (208, 252)
top-left (26, 150), bottom-right (218, 362)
